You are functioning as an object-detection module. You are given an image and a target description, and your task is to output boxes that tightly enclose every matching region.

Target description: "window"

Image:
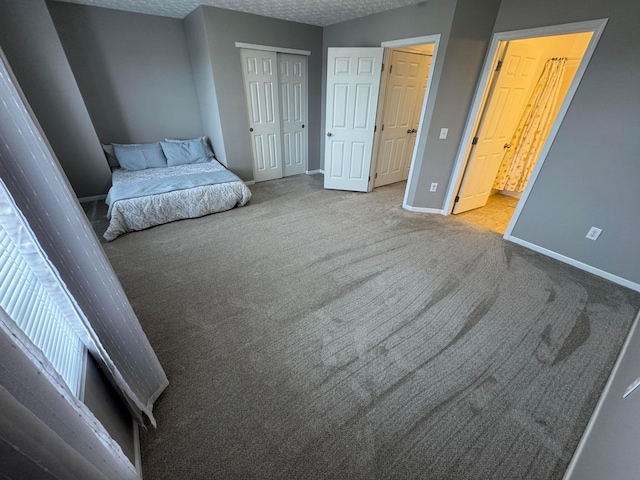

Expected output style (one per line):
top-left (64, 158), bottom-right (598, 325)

top-left (0, 208), bottom-right (85, 397)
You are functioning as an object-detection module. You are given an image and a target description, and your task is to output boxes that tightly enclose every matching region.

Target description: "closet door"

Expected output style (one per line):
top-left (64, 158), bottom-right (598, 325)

top-left (278, 54), bottom-right (307, 177)
top-left (240, 49), bottom-right (283, 182)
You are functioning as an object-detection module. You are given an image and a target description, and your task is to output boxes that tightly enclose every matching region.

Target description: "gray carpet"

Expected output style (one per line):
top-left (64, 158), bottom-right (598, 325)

top-left (100, 174), bottom-right (640, 479)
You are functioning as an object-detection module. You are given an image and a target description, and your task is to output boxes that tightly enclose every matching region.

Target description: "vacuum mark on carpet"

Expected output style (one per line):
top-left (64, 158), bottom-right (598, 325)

top-left (552, 309), bottom-right (590, 366)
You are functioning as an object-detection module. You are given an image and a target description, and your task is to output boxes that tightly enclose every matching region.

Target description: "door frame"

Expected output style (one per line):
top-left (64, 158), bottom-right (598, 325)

top-left (371, 48), bottom-right (433, 189)
top-left (442, 19), bottom-right (608, 238)
top-left (367, 35), bottom-right (441, 203)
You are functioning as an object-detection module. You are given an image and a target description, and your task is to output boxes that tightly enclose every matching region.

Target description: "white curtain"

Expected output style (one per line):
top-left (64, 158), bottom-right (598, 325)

top-left (493, 57), bottom-right (567, 192)
top-left (0, 45), bottom-right (167, 477)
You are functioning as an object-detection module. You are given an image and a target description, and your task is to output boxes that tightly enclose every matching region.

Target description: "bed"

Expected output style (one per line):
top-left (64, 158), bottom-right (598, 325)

top-left (103, 138), bottom-right (251, 241)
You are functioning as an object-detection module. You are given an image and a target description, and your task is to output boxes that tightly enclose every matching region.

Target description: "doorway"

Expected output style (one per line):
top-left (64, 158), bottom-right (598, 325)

top-left (445, 20), bottom-right (606, 236)
top-left (322, 35), bottom-right (440, 196)
top-left (372, 44), bottom-right (434, 189)
top-left (453, 32), bottom-right (592, 234)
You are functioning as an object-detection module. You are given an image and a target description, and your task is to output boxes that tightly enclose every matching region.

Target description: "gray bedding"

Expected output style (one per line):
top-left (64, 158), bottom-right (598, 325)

top-left (104, 160), bottom-right (251, 241)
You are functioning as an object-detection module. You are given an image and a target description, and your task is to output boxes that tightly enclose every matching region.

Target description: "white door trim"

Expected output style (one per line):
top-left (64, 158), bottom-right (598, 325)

top-left (235, 42), bottom-right (311, 56)
top-left (381, 36), bottom-right (439, 49)
top-left (365, 35), bottom-right (441, 207)
top-left (443, 19), bottom-right (608, 238)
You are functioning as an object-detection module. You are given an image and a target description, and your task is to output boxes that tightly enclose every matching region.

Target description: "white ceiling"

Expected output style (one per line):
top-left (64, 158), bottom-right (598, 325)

top-left (51, 0), bottom-right (428, 26)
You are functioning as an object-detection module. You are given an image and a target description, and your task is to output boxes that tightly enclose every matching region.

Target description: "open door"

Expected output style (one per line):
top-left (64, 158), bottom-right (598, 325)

top-left (453, 42), bottom-right (542, 213)
top-left (374, 49), bottom-right (431, 188)
top-left (324, 47), bottom-right (383, 192)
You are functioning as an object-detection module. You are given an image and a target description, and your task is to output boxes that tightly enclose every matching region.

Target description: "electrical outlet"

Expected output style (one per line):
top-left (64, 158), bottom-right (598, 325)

top-left (430, 183), bottom-right (438, 192)
top-left (439, 128), bottom-right (448, 140)
top-left (586, 226), bottom-right (602, 241)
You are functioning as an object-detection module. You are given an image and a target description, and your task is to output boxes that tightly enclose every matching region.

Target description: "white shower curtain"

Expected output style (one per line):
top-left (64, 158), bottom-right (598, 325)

top-left (493, 57), bottom-right (567, 192)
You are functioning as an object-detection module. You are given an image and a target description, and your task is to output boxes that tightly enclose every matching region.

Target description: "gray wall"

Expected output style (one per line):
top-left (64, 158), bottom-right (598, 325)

top-left (184, 8), bottom-right (228, 166)
top-left (404, 0), bottom-right (501, 209)
top-left (192, 6), bottom-right (323, 180)
top-left (84, 354), bottom-right (135, 464)
top-left (493, 0), bottom-right (640, 285)
top-left (48, 2), bottom-right (204, 145)
top-left (0, 0), bottom-right (111, 198)
top-left (492, 0), bottom-right (640, 474)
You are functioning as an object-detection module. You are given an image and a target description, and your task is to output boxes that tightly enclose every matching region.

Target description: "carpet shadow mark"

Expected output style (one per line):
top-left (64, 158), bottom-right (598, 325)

top-left (339, 287), bottom-right (501, 431)
top-left (376, 363), bottom-right (496, 472)
top-left (546, 287), bottom-right (557, 303)
top-left (437, 288), bottom-right (500, 355)
top-left (304, 230), bottom-right (422, 274)
top-left (367, 278), bottom-right (460, 354)
top-left (279, 267), bottom-right (392, 327)
top-left (552, 309), bottom-right (590, 366)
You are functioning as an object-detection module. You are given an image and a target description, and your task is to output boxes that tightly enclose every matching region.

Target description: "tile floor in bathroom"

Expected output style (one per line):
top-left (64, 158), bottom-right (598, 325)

top-left (454, 193), bottom-right (520, 235)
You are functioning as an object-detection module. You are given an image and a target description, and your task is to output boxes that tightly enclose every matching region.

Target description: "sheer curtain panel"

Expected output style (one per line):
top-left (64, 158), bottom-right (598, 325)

top-left (0, 44), bottom-right (168, 476)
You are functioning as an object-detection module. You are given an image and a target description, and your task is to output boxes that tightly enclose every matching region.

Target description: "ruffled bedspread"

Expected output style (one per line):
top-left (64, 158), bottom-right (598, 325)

top-left (104, 161), bottom-right (251, 241)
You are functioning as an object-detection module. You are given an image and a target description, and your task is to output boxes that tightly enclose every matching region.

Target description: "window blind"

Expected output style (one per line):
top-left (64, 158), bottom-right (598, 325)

top-left (0, 226), bottom-right (85, 396)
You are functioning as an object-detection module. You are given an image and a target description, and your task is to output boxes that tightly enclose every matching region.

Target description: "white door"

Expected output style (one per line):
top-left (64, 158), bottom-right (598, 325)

top-left (374, 51), bottom-right (432, 187)
top-left (241, 49), bottom-right (283, 182)
top-left (404, 55), bottom-right (432, 181)
top-left (278, 54), bottom-right (307, 177)
top-left (324, 47), bottom-right (384, 192)
top-left (453, 42), bottom-right (542, 213)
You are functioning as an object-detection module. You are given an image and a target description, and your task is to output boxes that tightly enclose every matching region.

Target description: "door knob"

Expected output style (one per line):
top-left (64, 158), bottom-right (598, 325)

top-left (249, 128), bottom-right (254, 132)
top-left (302, 124), bottom-right (305, 128)
top-left (411, 129), bottom-right (417, 133)
top-left (503, 143), bottom-right (511, 149)
top-left (407, 129), bottom-right (412, 134)
top-left (327, 132), bottom-right (332, 137)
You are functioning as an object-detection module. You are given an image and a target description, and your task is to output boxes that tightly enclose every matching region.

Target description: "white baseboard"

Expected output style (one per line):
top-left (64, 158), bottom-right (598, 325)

top-left (78, 194), bottom-right (107, 203)
top-left (508, 236), bottom-right (640, 292)
top-left (306, 169), bottom-right (324, 175)
top-left (402, 203), bottom-right (445, 215)
top-left (244, 180), bottom-right (255, 186)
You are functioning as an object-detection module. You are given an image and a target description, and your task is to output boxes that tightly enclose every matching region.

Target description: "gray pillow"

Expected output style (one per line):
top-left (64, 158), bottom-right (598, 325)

top-left (164, 136), bottom-right (215, 157)
top-left (160, 137), bottom-right (212, 167)
top-left (113, 142), bottom-right (167, 171)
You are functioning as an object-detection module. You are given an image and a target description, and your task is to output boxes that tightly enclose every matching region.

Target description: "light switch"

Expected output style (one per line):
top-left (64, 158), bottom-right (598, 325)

top-left (439, 128), bottom-right (448, 139)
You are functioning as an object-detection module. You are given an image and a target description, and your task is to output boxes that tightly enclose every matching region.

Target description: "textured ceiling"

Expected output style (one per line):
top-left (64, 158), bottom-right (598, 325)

top-left (51, 0), bottom-right (428, 26)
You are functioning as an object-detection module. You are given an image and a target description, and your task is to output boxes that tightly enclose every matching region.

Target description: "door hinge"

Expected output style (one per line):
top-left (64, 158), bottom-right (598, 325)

top-left (389, 65), bottom-right (393, 74)
top-left (374, 125), bottom-right (377, 133)
top-left (368, 176), bottom-right (371, 182)
top-left (471, 136), bottom-right (479, 145)
top-left (381, 63), bottom-right (385, 72)
top-left (496, 60), bottom-right (503, 72)
top-left (375, 173), bottom-right (378, 179)
top-left (454, 196), bottom-right (460, 203)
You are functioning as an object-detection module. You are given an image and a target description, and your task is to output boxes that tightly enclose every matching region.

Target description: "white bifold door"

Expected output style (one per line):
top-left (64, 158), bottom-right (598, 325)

top-left (279, 54), bottom-right (307, 177)
top-left (324, 47), bottom-right (384, 192)
top-left (241, 49), bottom-right (308, 182)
